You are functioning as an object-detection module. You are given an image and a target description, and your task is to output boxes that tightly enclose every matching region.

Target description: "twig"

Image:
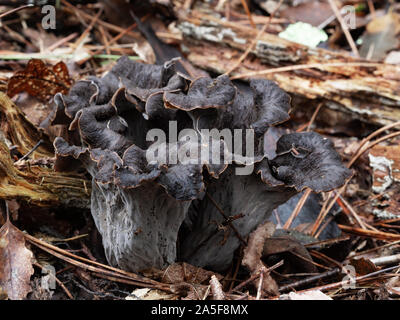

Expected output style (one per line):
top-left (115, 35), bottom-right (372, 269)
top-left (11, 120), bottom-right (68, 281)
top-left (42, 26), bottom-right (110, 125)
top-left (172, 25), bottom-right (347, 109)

top-left (71, 6), bottom-right (104, 50)
top-left (312, 126), bottom-right (400, 237)
top-left (336, 194), bottom-right (369, 230)
top-left (229, 260), bottom-right (283, 294)
top-left (24, 233), bottom-right (170, 291)
top-left (327, 0), bottom-right (359, 57)
top-left (33, 262), bottom-right (74, 299)
top-left (0, 4), bottom-right (33, 19)
top-left (283, 188), bottom-right (312, 229)
top-left (279, 268), bottom-right (341, 293)
top-left (367, 0), bottom-right (376, 19)
top-left (230, 62), bottom-right (381, 80)
top-left (206, 192), bottom-right (247, 246)
top-left (46, 33), bottom-right (78, 52)
top-left (256, 267), bottom-right (265, 300)
top-left (338, 224), bottom-right (400, 241)
top-left (98, 25), bottom-right (111, 55)
top-left (17, 139), bottom-right (43, 162)
top-left (306, 102), bottom-right (323, 132)
top-left (224, 0), bottom-right (284, 75)
top-left (371, 254), bottom-right (400, 267)
top-left (302, 264), bottom-right (400, 293)
top-left (0, 53), bottom-right (139, 60)
top-left (228, 246), bottom-right (243, 292)
top-left (239, 0), bottom-right (255, 28)
top-left (309, 250), bottom-right (342, 269)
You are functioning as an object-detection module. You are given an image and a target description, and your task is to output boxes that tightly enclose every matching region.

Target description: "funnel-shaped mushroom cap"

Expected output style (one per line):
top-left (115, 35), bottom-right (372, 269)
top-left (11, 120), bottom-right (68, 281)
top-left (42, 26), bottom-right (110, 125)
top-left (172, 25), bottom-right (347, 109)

top-left (164, 75), bottom-right (236, 111)
top-left (270, 132), bottom-right (352, 192)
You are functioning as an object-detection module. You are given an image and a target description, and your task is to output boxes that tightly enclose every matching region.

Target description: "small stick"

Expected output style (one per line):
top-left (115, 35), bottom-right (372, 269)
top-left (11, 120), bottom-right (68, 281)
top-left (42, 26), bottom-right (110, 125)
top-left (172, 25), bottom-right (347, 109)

top-left (17, 139), bottom-right (44, 162)
top-left (312, 127), bottom-right (400, 237)
top-left (283, 188), bottom-right (312, 229)
top-left (230, 62), bottom-right (381, 80)
top-left (0, 4), bottom-right (33, 19)
top-left (302, 264), bottom-right (400, 293)
top-left (239, 0), bottom-right (255, 28)
top-left (33, 262), bottom-right (74, 299)
top-left (338, 224), bottom-right (400, 241)
top-left (367, 0), bottom-right (376, 19)
top-left (71, 7), bottom-right (104, 50)
top-left (327, 0), bottom-right (359, 57)
top-left (98, 25), bottom-right (111, 55)
top-left (336, 194), bottom-right (369, 230)
top-left (306, 102), bottom-right (323, 132)
top-left (256, 267), bottom-right (265, 300)
top-left (371, 253), bottom-right (400, 267)
top-left (224, 0), bottom-right (284, 76)
top-left (279, 268), bottom-right (341, 293)
top-left (229, 260), bottom-right (283, 293)
top-left (206, 192), bottom-right (247, 246)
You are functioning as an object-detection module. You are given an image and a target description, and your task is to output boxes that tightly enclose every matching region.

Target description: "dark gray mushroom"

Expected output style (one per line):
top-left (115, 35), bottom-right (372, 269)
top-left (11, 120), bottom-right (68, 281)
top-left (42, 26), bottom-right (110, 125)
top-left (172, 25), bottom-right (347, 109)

top-left (51, 56), bottom-right (351, 272)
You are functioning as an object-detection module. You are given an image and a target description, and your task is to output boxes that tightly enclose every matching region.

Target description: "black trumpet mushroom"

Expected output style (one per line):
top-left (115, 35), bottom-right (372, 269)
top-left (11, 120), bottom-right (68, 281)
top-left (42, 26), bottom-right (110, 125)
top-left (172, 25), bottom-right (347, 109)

top-left (47, 56), bottom-right (351, 272)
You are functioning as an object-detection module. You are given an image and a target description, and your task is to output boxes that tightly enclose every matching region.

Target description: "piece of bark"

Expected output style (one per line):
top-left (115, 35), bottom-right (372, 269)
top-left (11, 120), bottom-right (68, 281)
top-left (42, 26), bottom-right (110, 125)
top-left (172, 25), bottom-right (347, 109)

top-left (210, 275), bottom-right (226, 300)
top-left (171, 4), bottom-right (400, 127)
top-left (0, 140), bottom-right (90, 207)
top-left (0, 92), bottom-right (90, 207)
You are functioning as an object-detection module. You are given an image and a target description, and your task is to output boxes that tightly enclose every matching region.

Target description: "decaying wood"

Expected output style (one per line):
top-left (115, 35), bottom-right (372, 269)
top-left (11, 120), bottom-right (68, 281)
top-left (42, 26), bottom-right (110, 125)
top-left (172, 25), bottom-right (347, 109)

top-left (369, 144), bottom-right (400, 219)
top-left (369, 144), bottom-right (400, 193)
top-left (172, 3), bottom-right (400, 126)
top-left (0, 92), bottom-right (90, 207)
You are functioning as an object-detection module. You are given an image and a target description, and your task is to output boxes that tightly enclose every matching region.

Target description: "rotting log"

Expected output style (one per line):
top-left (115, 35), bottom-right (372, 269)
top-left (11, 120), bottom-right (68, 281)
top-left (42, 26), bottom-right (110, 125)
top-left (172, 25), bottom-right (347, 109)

top-left (171, 4), bottom-right (400, 126)
top-left (0, 92), bottom-right (90, 208)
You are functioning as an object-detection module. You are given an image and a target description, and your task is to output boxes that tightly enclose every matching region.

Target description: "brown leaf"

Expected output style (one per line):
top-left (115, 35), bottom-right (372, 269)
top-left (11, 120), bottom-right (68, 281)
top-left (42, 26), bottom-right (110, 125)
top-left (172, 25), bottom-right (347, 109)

top-left (242, 222), bottom-right (279, 296)
top-left (0, 219), bottom-right (34, 300)
top-left (360, 13), bottom-right (400, 60)
top-left (242, 221), bottom-right (275, 272)
top-left (7, 59), bottom-right (73, 101)
top-left (350, 257), bottom-right (378, 276)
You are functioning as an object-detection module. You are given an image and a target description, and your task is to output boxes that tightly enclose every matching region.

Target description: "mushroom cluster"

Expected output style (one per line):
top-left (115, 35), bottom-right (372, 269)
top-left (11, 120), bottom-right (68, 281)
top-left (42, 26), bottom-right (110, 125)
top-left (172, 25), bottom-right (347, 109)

top-left (48, 57), bottom-right (351, 272)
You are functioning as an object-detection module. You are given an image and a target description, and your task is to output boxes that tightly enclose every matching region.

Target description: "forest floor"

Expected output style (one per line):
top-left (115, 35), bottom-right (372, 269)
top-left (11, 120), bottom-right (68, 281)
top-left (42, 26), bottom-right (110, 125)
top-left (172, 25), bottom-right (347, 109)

top-left (1, 0), bottom-right (400, 300)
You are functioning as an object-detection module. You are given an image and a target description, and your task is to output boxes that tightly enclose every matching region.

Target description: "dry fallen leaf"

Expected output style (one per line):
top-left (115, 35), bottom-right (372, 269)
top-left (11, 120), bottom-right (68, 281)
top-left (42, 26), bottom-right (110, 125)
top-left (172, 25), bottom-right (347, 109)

top-left (242, 221), bottom-right (275, 271)
top-left (360, 12), bottom-right (400, 60)
top-left (242, 221), bottom-right (279, 296)
top-left (0, 218), bottom-right (34, 300)
top-left (7, 59), bottom-right (73, 101)
top-left (145, 262), bottom-right (222, 285)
